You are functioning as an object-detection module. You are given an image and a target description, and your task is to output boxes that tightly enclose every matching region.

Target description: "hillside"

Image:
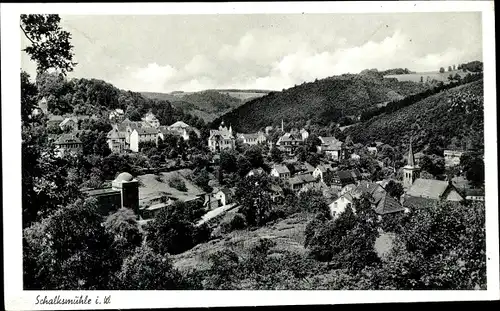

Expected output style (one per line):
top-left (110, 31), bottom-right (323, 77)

top-left (384, 69), bottom-right (474, 83)
top-left (213, 72), bottom-right (429, 133)
top-left (344, 79), bottom-right (484, 152)
top-left (142, 89), bottom-right (269, 122)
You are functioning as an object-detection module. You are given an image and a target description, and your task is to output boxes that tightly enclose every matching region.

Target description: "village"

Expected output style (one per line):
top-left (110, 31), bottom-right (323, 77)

top-left (43, 106), bottom-right (484, 229)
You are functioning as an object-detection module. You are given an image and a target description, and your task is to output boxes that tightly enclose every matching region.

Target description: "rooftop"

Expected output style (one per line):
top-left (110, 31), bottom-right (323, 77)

top-left (406, 178), bottom-right (452, 200)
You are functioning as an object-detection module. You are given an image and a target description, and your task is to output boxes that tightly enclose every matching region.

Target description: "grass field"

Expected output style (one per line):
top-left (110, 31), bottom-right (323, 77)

top-left (137, 169), bottom-right (205, 207)
top-left (384, 69), bottom-right (473, 83)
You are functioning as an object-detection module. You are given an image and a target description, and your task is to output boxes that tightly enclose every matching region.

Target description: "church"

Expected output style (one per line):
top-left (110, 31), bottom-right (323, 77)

top-left (402, 139), bottom-right (464, 208)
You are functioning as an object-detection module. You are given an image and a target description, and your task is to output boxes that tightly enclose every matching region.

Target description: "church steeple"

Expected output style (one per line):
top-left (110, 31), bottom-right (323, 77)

top-left (407, 137), bottom-right (415, 167)
top-left (281, 119), bottom-right (284, 132)
top-left (403, 136), bottom-right (420, 189)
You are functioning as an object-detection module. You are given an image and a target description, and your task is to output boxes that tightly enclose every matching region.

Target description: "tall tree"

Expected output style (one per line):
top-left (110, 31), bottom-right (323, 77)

top-left (21, 14), bottom-right (76, 74)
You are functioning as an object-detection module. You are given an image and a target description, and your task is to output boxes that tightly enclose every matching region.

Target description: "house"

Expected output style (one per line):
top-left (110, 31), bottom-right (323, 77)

top-left (109, 109), bottom-right (124, 122)
top-left (329, 180), bottom-right (404, 219)
top-left (404, 179), bottom-right (465, 203)
top-left (270, 184), bottom-right (285, 203)
top-left (288, 174), bottom-right (316, 192)
top-left (215, 188), bottom-right (234, 206)
top-left (276, 132), bottom-right (304, 155)
top-left (142, 111), bottom-right (160, 128)
top-left (317, 137), bottom-right (344, 161)
top-left (208, 121), bottom-right (235, 152)
top-left (312, 164), bottom-right (334, 183)
top-left (130, 127), bottom-right (159, 152)
top-left (330, 169), bottom-right (363, 188)
top-left (465, 188), bottom-right (485, 201)
top-left (238, 131), bottom-right (267, 145)
top-left (444, 149), bottom-right (465, 167)
top-left (47, 115), bottom-right (65, 127)
top-left (106, 125), bottom-right (127, 153)
top-left (59, 116), bottom-right (79, 132)
top-left (270, 164), bottom-right (291, 179)
top-left (168, 121), bottom-right (199, 140)
top-left (265, 126), bottom-right (274, 135)
top-left (53, 133), bottom-right (83, 157)
top-left (246, 168), bottom-right (265, 178)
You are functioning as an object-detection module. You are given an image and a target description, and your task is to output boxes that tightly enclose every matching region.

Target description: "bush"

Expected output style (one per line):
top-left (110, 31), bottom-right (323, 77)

top-left (169, 176), bottom-right (187, 192)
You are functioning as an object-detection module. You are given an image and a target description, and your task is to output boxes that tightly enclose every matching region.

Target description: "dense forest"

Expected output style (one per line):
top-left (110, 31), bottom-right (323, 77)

top-left (142, 90), bottom-right (250, 122)
top-left (345, 79), bottom-right (484, 154)
top-left (213, 70), bottom-right (429, 132)
top-left (36, 72), bottom-right (207, 130)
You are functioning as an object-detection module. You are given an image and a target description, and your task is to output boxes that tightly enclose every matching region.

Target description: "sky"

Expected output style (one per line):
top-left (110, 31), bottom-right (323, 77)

top-left (21, 12), bottom-right (483, 93)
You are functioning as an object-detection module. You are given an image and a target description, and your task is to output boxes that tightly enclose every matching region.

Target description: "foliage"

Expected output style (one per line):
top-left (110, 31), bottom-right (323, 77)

top-left (144, 201), bottom-right (209, 255)
top-left (460, 152), bottom-right (485, 187)
top-left (168, 176), bottom-right (188, 192)
top-left (235, 173), bottom-right (274, 226)
top-left (23, 198), bottom-right (119, 289)
top-left (214, 73), bottom-right (428, 133)
top-left (21, 14), bottom-right (76, 74)
top-left (115, 245), bottom-right (186, 290)
top-left (346, 80), bottom-right (484, 155)
top-left (104, 208), bottom-right (143, 260)
top-left (384, 180), bottom-right (404, 200)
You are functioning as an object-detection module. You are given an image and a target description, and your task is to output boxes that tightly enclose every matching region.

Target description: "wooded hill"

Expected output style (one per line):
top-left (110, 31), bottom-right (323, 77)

top-left (213, 71), bottom-right (429, 133)
top-left (142, 89), bottom-right (269, 122)
top-left (344, 79), bottom-right (484, 154)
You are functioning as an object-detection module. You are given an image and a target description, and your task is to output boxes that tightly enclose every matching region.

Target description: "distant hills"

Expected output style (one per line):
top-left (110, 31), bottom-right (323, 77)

top-left (344, 79), bottom-right (484, 153)
top-left (141, 89), bottom-right (270, 122)
top-left (213, 71), bottom-right (429, 133)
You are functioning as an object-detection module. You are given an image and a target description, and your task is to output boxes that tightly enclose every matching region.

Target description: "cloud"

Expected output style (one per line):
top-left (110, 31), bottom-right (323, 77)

top-left (110, 29), bottom-right (480, 93)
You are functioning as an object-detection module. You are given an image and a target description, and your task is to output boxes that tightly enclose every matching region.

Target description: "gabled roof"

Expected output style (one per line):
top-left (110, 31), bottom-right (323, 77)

top-left (169, 121), bottom-right (190, 128)
top-left (54, 133), bottom-right (82, 145)
top-left (319, 136), bottom-right (340, 145)
top-left (300, 174), bottom-right (316, 183)
top-left (107, 127), bottom-right (127, 139)
top-left (272, 164), bottom-right (290, 174)
top-left (217, 187), bottom-right (233, 197)
top-left (247, 168), bottom-right (265, 176)
top-left (337, 170), bottom-right (355, 182)
top-left (374, 192), bottom-right (405, 215)
top-left (135, 127), bottom-right (159, 135)
top-left (59, 117), bottom-right (77, 127)
top-left (465, 188), bottom-right (485, 197)
top-left (406, 178), bottom-right (454, 200)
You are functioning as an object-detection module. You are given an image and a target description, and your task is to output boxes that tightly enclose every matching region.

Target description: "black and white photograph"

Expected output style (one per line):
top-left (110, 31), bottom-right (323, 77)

top-left (2, 1), bottom-right (499, 309)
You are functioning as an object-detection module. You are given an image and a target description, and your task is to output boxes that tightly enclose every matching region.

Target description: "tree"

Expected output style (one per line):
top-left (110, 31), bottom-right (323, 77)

top-left (115, 245), bottom-right (185, 290)
top-left (21, 14), bottom-right (76, 74)
top-left (420, 76), bottom-right (423, 83)
top-left (271, 147), bottom-right (283, 163)
top-left (219, 150), bottom-right (238, 173)
top-left (144, 201), bottom-right (201, 255)
top-left (439, 67), bottom-right (445, 73)
top-left (448, 66), bottom-right (452, 72)
top-left (169, 176), bottom-right (188, 192)
top-left (453, 65), bottom-right (456, 71)
top-left (23, 198), bottom-right (118, 289)
top-left (235, 174), bottom-right (274, 226)
top-left (104, 208), bottom-right (143, 260)
top-left (384, 180), bottom-right (404, 200)
top-left (460, 152), bottom-right (485, 187)
top-left (244, 145), bottom-right (264, 168)
top-left (21, 71), bottom-right (39, 124)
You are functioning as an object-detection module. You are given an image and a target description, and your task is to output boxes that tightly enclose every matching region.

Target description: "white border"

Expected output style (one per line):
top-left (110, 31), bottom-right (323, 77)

top-left (2, 2), bottom-right (498, 310)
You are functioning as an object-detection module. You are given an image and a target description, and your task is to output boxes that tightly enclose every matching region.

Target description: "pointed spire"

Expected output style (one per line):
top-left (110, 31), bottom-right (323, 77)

top-left (281, 119), bottom-right (284, 132)
top-left (407, 136), bottom-right (415, 167)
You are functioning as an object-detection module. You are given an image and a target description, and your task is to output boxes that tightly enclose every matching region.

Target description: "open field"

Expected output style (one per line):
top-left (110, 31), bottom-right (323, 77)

top-left (384, 69), bottom-right (473, 83)
top-left (137, 169), bottom-right (205, 207)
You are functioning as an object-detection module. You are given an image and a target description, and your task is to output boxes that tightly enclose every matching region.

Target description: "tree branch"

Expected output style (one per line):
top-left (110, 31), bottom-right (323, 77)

top-left (20, 25), bottom-right (36, 45)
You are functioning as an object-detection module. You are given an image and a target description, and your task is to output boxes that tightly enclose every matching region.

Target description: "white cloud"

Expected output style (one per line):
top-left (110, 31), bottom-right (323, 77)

top-left (111, 30), bottom-right (480, 93)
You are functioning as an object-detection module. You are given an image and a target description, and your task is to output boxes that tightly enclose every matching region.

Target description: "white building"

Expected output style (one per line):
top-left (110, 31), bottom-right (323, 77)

top-left (317, 137), bottom-right (344, 161)
top-left (237, 131), bottom-right (267, 145)
top-left (141, 112), bottom-right (160, 128)
top-left (208, 122), bottom-right (235, 152)
top-left (312, 163), bottom-right (334, 183)
top-left (130, 127), bottom-right (159, 152)
top-left (270, 164), bottom-right (291, 179)
top-left (107, 125), bottom-right (127, 153)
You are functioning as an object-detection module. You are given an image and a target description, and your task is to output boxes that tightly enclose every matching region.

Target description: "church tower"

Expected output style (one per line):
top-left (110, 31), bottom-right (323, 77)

top-left (403, 138), bottom-right (420, 189)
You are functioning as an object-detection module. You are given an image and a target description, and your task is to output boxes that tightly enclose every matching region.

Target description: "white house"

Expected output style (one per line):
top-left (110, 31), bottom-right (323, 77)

top-left (270, 164), bottom-right (291, 179)
top-left (208, 122), bottom-right (235, 152)
top-left (329, 193), bottom-right (355, 219)
top-left (215, 188), bottom-right (233, 206)
top-left (106, 125), bottom-right (127, 153)
top-left (312, 164), bottom-right (334, 183)
top-left (130, 127), bottom-right (159, 152)
top-left (444, 149), bottom-right (465, 167)
top-left (367, 146), bottom-right (378, 156)
top-left (59, 117), bottom-right (79, 132)
top-left (53, 133), bottom-right (83, 158)
top-left (142, 112), bottom-right (160, 128)
top-left (317, 137), bottom-right (344, 161)
top-left (238, 131), bottom-right (267, 145)
top-left (168, 121), bottom-right (200, 141)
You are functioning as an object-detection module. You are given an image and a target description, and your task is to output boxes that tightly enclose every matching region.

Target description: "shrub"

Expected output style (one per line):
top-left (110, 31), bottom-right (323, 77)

top-left (169, 176), bottom-right (187, 192)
